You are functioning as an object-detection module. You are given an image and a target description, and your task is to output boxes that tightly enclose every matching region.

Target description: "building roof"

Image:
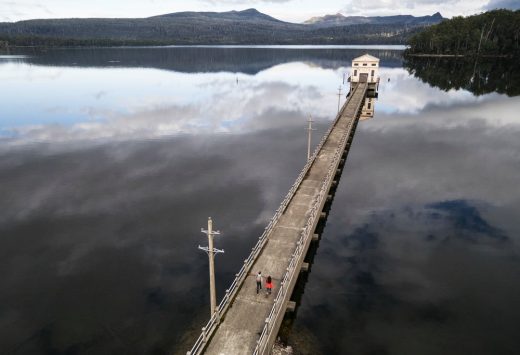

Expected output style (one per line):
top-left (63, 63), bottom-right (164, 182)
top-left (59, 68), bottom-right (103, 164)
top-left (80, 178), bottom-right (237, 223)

top-left (352, 54), bottom-right (380, 62)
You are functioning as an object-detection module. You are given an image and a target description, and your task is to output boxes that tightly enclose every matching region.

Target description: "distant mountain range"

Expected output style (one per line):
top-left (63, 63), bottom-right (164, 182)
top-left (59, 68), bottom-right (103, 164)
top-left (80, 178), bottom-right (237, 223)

top-left (305, 12), bottom-right (444, 28)
top-left (0, 8), bottom-right (445, 46)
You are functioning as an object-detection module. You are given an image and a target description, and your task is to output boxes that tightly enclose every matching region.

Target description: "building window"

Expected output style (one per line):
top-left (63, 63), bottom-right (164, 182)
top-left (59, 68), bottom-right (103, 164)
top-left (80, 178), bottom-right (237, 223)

top-left (354, 63), bottom-right (358, 66)
top-left (371, 70), bottom-right (374, 76)
top-left (372, 63), bottom-right (376, 66)
top-left (368, 103), bottom-right (371, 109)
top-left (363, 63), bottom-right (367, 66)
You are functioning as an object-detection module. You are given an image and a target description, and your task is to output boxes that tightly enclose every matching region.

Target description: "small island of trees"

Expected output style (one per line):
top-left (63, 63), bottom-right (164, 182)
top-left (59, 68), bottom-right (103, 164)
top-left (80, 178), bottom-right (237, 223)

top-left (406, 9), bottom-right (520, 57)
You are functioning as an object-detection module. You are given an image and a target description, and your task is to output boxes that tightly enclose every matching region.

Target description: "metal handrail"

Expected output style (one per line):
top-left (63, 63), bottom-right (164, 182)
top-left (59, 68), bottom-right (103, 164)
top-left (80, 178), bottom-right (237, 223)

top-left (187, 83), bottom-right (367, 355)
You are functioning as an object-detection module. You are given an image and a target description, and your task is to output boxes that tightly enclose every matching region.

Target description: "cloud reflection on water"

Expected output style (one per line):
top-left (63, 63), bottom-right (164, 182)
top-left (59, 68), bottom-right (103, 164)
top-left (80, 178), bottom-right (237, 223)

top-left (3, 62), bottom-right (518, 147)
top-left (1, 62), bottom-right (340, 145)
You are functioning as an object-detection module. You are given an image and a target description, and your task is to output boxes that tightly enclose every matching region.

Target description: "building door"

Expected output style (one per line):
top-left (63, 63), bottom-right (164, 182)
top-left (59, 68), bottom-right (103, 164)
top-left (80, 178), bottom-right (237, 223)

top-left (359, 73), bottom-right (368, 83)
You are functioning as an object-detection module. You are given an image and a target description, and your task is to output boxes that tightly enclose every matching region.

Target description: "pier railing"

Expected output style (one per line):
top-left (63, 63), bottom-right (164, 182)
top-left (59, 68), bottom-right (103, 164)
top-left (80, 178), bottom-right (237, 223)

top-left (187, 83), bottom-right (365, 355)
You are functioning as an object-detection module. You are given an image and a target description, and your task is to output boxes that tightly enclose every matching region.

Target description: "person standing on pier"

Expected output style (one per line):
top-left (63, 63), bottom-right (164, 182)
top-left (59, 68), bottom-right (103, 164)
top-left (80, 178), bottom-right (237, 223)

top-left (266, 276), bottom-right (273, 296)
top-left (256, 271), bottom-right (263, 294)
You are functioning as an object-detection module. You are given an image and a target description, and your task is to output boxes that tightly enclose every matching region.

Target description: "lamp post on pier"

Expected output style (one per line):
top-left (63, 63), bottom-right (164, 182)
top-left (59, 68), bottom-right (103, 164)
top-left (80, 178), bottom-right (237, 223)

top-left (337, 85), bottom-right (343, 113)
top-left (307, 115), bottom-right (316, 161)
top-left (198, 217), bottom-right (224, 316)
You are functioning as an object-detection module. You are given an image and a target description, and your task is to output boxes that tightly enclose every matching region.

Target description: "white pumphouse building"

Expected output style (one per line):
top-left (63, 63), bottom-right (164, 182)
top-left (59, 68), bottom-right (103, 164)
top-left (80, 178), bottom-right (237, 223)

top-left (350, 53), bottom-right (380, 98)
top-left (349, 53), bottom-right (380, 119)
top-left (350, 53), bottom-right (380, 84)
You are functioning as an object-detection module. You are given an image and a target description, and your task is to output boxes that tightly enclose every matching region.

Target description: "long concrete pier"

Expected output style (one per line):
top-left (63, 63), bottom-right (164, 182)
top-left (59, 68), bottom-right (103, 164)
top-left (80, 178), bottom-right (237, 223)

top-left (188, 82), bottom-right (368, 355)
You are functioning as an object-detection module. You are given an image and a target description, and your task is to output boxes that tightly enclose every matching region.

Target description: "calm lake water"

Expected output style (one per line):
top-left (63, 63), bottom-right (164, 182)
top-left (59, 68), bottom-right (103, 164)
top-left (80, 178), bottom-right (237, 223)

top-left (1, 46), bottom-right (519, 355)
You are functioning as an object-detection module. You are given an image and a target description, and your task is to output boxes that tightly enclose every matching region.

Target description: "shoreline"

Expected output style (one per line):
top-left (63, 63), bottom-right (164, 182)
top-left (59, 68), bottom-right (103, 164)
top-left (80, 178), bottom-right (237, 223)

top-left (405, 53), bottom-right (514, 58)
top-left (1, 44), bottom-right (407, 49)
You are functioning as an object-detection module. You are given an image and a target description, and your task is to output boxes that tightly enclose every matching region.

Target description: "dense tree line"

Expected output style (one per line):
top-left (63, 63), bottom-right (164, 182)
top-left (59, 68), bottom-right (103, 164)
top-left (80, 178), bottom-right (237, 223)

top-left (0, 25), bottom-right (419, 46)
top-left (406, 10), bottom-right (520, 56)
top-left (0, 36), bottom-right (168, 47)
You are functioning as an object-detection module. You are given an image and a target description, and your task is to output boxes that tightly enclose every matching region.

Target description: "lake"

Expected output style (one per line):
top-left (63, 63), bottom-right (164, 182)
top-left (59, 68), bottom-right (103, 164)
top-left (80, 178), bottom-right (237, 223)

top-left (0, 46), bottom-right (519, 355)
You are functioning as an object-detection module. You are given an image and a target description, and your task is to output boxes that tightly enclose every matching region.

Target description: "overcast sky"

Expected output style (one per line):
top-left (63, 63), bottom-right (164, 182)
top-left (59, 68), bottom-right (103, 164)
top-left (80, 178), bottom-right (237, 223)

top-left (1, 0), bottom-right (518, 23)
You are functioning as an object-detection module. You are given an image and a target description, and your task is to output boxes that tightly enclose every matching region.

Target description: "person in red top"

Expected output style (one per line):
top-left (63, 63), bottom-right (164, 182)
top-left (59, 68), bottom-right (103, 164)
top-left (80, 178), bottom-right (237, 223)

top-left (265, 275), bottom-right (273, 295)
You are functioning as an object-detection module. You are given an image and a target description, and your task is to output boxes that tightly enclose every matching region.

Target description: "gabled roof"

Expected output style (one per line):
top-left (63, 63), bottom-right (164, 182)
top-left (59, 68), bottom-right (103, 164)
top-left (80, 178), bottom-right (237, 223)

top-left (352, 54), bottom-right (380, 62)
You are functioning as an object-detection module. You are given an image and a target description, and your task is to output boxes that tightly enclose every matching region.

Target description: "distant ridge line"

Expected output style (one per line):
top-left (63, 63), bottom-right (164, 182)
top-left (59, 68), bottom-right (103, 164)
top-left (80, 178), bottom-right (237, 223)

top-left (0, 8), bottom-right (444, 46)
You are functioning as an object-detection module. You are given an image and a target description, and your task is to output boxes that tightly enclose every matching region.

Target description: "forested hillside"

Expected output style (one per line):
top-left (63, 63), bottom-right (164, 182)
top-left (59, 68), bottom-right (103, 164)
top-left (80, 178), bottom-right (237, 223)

top-left (0, 8), bottom-right (442, 46)
top-left (406, 9), bottom-right (520, 56)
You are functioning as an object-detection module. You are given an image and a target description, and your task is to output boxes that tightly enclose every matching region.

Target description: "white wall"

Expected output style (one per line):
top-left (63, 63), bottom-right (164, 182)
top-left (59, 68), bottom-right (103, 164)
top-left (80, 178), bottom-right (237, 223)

top-left (351, 61), bottom-right (379, 83)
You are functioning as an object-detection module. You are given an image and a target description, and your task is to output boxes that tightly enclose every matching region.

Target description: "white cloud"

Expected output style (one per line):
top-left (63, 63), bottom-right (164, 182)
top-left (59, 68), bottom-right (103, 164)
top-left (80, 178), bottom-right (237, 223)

top-left (0, 0), bottom-right (498, 23)
top-left (342, 0), bottom-right (490, 17)
top-left (484, 0), bottom-right (520, 10)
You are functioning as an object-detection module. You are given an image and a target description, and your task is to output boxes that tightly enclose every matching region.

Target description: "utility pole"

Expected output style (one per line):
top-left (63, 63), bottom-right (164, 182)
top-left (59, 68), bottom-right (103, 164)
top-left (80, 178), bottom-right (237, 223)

top-left (337, 85), bottom-right (342, 114)
top-left (198, 217), bottom-right (224, 316)
top-left (307, 115), bottom-right (316, 161)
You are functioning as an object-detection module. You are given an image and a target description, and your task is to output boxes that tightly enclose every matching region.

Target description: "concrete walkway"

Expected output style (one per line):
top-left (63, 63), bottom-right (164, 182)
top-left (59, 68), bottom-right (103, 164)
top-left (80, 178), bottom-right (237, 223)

top-left (203, 83), bottom-right (367, 354)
